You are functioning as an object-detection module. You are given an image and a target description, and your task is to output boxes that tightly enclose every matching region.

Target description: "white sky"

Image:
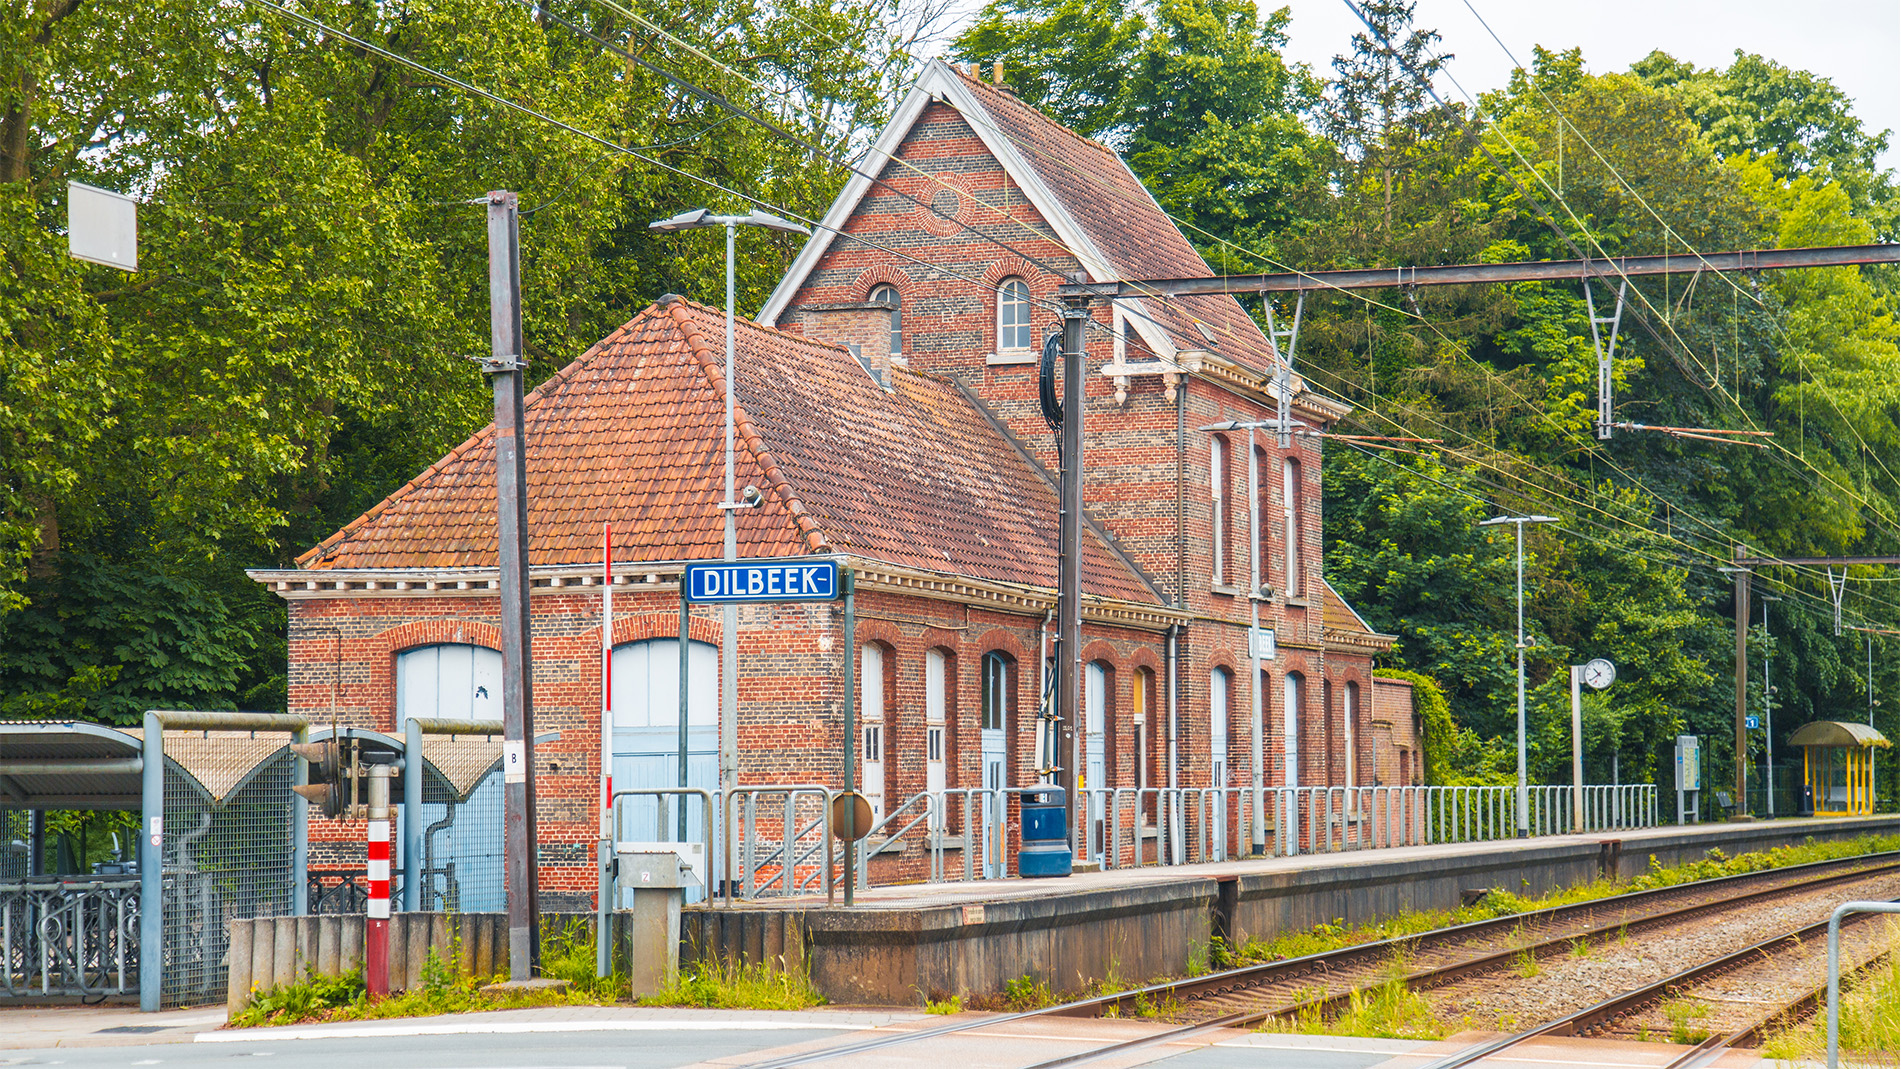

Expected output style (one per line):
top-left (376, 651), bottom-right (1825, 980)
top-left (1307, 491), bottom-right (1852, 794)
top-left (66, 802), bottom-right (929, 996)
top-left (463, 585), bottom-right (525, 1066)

top-left (1273, 0), bottom-right (1900, 175)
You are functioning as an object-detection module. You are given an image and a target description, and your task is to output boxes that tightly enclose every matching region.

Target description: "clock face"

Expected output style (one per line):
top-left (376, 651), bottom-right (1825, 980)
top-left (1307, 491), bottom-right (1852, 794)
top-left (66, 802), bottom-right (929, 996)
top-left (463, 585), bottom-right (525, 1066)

top-left (1584, 658), bottom-right (1616, 689)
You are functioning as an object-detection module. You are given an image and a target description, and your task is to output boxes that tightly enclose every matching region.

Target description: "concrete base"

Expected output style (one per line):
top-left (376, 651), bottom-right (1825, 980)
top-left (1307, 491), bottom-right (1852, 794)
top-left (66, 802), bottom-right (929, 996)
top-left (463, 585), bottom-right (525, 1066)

top-left (626, 889), bottom-right (684, 998)
top-left (682, 816), bottom-right (1892, 1006)
top-left (479, 977), bottom-right (570, 995)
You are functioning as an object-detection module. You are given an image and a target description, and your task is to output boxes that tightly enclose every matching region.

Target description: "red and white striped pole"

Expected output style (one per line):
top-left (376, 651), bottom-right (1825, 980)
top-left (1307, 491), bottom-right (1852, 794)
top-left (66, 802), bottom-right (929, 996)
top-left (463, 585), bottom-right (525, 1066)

top-left (596, 523), bottom-right (614, 976)
top-left (365, 763), bottom-right (392, 996)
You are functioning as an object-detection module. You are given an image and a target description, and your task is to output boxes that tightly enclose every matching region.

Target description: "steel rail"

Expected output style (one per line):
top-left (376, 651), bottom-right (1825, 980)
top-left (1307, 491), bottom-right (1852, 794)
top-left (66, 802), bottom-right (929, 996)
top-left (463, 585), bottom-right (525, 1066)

top-left (1412, 903), bottom-right (1899, 1069)
top-left (1008, 860), bottom-right (1898, 1069)
top-left (1658, 946), bottom-right (1899, 1068)
top-left (725, 851), bottom-right (1895, 1069)
top-left (1079, 850), bottom-right (1896, 1019)
top-left (1271, 858), bottom-right (1898, 1023)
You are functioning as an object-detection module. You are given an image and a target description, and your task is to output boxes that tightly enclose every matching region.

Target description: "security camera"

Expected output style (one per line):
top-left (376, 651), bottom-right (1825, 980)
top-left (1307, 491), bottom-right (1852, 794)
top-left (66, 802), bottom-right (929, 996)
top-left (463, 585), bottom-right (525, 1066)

top-left (741, 485), bottom-right (763, 507)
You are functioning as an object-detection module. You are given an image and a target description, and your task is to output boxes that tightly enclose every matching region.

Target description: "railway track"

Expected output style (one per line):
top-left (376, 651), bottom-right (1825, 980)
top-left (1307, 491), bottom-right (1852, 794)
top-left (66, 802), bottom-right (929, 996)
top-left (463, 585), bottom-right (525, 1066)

top-left (730, 850), bottom-right (1896, 1069)
top-left (1413, 904), bottom-right (1898, 1069)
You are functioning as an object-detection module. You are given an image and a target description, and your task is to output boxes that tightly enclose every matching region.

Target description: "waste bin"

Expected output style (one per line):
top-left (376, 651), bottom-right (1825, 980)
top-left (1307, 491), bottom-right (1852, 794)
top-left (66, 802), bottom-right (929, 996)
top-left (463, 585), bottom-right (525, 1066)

top-left (1017, 787), bottom-right (1073, 878)
top-left (1797, 784), bottom-right (1815, 817)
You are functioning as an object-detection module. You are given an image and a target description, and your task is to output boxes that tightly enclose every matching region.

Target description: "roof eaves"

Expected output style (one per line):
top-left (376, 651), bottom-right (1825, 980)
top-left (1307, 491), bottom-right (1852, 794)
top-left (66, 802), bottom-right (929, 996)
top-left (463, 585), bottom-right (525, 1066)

top-left (661, 297), bottom-right (834, 554)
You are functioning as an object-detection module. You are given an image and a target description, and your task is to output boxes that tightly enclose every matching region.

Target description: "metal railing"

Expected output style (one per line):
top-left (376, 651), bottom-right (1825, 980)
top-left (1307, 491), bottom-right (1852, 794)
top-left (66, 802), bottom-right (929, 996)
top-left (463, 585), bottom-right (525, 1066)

top-left (1827, 900), bottom-right (1898, 1069)
top-left (1, 875), bottom-right (139, 998)
top-left (657, 781), bottom-right (1662, 902)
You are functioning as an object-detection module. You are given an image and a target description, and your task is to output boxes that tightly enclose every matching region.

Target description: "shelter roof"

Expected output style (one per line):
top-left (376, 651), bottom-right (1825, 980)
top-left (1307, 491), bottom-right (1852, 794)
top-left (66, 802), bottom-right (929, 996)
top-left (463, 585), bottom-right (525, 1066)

top-left (1786, 721), bottom-right (1892, 748)
top-left (295, 297), bottom-right (1159, 606)
top-left (0, 721), bottom-right (143, 810)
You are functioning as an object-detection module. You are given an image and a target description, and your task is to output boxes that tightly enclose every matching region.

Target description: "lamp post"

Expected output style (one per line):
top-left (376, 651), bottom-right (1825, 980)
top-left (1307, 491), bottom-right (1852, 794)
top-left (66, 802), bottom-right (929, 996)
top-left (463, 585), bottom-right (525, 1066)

top-left (1479, 513), bottom-right (1558, 837)
top-left (1199, 417), bottom-right (1300, 857)
top-left (647, 208), bottom-right (811, 846)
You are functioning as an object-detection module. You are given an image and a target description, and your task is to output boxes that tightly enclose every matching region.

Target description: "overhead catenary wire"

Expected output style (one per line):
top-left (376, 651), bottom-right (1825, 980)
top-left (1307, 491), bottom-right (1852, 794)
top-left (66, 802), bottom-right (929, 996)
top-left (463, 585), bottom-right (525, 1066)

top-left (1337, 0), bottom-right (1898, 527)
top-left (1452, 0), bottom-right (1901, 491)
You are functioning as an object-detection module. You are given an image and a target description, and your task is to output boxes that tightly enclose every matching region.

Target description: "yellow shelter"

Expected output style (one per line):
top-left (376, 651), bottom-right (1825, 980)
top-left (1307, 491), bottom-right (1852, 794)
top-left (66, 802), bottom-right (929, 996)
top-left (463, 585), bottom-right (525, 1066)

top-left (1787, 721), bottom-right (1891, 816)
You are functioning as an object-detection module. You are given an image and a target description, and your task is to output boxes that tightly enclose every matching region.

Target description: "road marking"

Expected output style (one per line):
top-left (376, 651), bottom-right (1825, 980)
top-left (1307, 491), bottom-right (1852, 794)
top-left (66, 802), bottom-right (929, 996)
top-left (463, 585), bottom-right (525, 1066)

top-left (196, 1020), bottom-right (864, 1043)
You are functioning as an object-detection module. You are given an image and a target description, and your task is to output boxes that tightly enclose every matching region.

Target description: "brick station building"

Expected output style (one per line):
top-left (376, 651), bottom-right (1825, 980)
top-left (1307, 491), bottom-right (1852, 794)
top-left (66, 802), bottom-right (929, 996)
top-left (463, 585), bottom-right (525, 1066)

top-left (254, 60), bottom-right (1418, 905)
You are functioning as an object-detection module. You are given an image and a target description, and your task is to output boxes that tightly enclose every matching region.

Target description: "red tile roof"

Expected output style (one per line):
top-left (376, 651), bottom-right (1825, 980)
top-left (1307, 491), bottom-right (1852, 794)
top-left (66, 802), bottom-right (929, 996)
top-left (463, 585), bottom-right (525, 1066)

top-left (952, 70), bottom-right (1284, 375)
top-left (300, 298), bottom-right (1160, 606)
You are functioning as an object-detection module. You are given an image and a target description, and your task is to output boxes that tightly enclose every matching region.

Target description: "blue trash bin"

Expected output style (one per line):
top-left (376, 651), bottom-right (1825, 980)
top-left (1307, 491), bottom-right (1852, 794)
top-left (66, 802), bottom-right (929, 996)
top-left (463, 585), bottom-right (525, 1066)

top-left (1017, 787), bottom-right (1073, 878)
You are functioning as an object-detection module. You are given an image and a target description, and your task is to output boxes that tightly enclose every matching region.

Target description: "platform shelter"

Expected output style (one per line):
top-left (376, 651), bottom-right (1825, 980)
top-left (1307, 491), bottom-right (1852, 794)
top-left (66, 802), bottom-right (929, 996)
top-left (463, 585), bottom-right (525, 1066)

top-left (1787, 720), bottom-right (1891, 816)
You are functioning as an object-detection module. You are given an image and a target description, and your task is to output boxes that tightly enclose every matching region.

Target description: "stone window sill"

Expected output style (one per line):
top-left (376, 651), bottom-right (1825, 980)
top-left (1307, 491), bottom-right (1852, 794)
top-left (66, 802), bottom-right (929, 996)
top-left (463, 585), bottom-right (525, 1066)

top-left (986, 349), bottom-right (1037, 365)
top-left (1210, 584), bottom-right (1242, 598)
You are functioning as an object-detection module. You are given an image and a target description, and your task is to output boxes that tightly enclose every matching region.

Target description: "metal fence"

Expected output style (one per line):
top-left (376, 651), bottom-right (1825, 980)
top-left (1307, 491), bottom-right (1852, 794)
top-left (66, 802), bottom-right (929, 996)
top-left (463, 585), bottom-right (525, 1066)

top-left (1, 874), bottom-right (139, 998)
top-left (412, 764), bottom-right (505, 914)
top-left (706, 780), bottom-right (1661, 899)
top-left (157, 741), bottom-right (297, 1008)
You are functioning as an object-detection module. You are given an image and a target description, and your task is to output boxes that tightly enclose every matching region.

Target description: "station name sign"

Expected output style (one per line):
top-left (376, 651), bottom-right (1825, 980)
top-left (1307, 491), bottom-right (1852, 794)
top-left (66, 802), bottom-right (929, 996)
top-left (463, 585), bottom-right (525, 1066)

top-left (683, 559), bottom-right (839, 604)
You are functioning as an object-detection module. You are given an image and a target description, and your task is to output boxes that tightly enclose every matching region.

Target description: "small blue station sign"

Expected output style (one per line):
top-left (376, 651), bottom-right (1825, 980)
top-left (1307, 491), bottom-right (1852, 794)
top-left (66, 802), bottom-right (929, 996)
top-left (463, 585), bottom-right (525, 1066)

top-left (683, 558), bottom-right (839, 604)
top-left (1745, 715), bottom-right (1761, 730)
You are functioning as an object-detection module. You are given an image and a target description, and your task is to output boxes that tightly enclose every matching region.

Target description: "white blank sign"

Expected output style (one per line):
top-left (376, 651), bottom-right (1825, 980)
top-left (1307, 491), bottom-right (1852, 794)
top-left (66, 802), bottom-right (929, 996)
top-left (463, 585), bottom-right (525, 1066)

top-left (67, 181), bottom-right (138, 271)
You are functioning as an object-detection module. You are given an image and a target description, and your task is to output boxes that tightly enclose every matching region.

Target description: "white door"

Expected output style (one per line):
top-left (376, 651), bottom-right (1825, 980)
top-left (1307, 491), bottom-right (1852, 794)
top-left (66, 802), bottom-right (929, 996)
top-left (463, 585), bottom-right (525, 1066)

top-left (1211, 667), bottom-right (1230, 857)
top-left (860, 644), bottom-right (886, 827)
top-left (1085, 662), bottom-right (1107, 861)
top-left (396, 644), bottom-right (505, 910)
top-left (980, 652), bottom-right (1009, 879)
top-left (1282, 673), bottom-right (1301, 787)
top-left (611, 638), bottom-right (718, 898)
top-left (925, 650), bottom-right (947, 833)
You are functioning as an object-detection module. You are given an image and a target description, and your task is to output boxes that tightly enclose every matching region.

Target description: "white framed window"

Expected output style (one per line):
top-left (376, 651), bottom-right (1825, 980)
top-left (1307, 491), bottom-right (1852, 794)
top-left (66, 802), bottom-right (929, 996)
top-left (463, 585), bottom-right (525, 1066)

top-left (1283, 672), bottom-right (1302, 787)
top-left (861, 643), bottom-right (889, 823)
top-left (997, 278), bottom-right (1032, 352)
top-left (1210, 667), bottom-right (1230, 787)
top-left (1283, 457), bottom-right (1302, 595)
top-left (870, 284), bottom-right (901, 354)
top-left (1211, 437), bottom-right (1229, 586)
top-left (397, 644), bottom-right (502, 724)
top-left (1344, 681), bottom-right (1359, 786)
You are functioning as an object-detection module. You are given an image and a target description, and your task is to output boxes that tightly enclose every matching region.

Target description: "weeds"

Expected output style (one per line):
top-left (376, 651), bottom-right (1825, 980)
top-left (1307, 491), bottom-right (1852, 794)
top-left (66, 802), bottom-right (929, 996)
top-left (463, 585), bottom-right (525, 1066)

top-left (924, 994), bottom-right (963, 1015)
top-left (1267, 963), bottom-right (1441, 1041)
top-left (1662, 998), bottom-right (1710, 1044)
top-left (1511, 947), bottom-right (1539, 978)
top-left (642, 958), bottom-right (825, 1010)
top-left (1761, 920), bottom-right (1900, 1069)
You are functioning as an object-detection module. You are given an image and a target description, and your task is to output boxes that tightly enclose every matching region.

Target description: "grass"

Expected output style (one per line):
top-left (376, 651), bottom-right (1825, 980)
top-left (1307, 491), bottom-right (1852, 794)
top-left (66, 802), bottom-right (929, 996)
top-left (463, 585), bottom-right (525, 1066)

top-left (1216, 833), bottom-right (1897, 969)
top-left (1511, 947), bottom-right (1541, 978)
top-left (1662, 997), bottom-right (1711, 1044)
top-left (1266, 959), bottom-right (1443, 1041)
top-left (924, 994), bottom-right (963, 1015)
top-left (639, 958), bottom-right (824, 1010)
top-left (1760, 920), bottom-right (1900, 1069)
top-left (230, 917), bottom-right (821, 1027)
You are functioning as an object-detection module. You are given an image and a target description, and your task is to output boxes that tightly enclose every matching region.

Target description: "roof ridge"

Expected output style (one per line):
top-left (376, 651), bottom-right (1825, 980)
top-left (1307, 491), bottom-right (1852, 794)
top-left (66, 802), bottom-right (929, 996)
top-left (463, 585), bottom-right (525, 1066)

top-left (953, 68), bottom-right (1130, 168)
top-left (661, 298), bottom-right (834, 555)
top-left (295, 308), bottom-right (668, 568)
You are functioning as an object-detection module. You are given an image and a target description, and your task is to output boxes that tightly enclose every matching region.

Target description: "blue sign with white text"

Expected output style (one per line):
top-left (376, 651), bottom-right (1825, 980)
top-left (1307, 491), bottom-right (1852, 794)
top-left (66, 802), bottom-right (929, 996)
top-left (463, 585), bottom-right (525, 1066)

top-left (683, 559), bottom-right (839, 604)
top-left (1746, 715), bottom-right (1761, 730)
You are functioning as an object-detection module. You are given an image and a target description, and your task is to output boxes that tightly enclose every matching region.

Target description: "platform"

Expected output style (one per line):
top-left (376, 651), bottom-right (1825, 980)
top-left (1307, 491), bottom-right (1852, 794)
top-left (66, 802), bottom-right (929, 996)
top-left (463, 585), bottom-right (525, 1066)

top-left (683, 815), bottom-right (1895, 1004)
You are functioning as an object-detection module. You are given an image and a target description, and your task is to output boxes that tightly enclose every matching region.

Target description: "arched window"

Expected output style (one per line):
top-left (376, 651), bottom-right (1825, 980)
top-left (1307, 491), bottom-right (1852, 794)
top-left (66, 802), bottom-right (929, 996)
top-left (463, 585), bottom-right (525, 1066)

top-left (870, 284), bottom-right (901, 355)
top-left (1253, 443), bottom-right (1270, 591)
top-left (1282, 457), bottom-right (1302, 595)
top-left (1283, 672), bottom-right (1303, 787)
top-left (1343, 681), bottom-right (1360, 786)
top-left (997, 278), bottom-right (1032, 353)
top-left (860, 643), bottom-right (891, 824)
top-left (926, 648), bottom-right (952, 832)
top-left (1210, 667), bottom-right (1230, 787)
top-left (1211, 436), bottom-right (1230, 586)
top-left (397, 643), bottom-right (502, 724)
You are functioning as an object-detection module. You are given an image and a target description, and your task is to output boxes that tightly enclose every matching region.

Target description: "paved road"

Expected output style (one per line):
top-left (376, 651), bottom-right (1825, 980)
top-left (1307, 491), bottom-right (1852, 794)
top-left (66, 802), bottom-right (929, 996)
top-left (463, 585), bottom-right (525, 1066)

top-left (0, 1006), bottom-right (1771, 1069)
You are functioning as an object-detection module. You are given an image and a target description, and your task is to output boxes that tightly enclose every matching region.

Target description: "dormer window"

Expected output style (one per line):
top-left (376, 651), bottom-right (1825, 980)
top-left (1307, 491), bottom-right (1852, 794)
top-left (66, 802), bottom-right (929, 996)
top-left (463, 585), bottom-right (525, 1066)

top-left (997, 278), bottom-right (1032, 353)
top-left (870, 284), bottom-right (901, 354)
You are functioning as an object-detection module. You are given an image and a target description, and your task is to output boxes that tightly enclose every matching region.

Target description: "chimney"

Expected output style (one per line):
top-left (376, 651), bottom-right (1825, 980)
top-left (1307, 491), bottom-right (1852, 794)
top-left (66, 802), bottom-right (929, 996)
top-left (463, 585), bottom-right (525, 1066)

top-left (993, 59), bottom-right (1004, 85)
top-left (787, 298), bottom-right (896, 387)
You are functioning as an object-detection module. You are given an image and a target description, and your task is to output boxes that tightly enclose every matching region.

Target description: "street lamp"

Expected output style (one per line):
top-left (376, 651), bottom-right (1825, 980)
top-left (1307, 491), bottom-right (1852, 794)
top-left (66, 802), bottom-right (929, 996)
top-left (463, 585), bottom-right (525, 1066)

top-left (648, 207), bottom-right (811, 811)
top-left (1479, 513), bottom-right (1558, 837)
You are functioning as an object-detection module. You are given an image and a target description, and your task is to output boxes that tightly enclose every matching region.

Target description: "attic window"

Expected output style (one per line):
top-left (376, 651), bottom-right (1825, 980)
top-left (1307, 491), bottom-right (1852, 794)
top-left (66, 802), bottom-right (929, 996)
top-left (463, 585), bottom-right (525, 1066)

top-left (870, 284), bottom-right (901, 354)
top-left (997, 278), bottom-right (1032, 353)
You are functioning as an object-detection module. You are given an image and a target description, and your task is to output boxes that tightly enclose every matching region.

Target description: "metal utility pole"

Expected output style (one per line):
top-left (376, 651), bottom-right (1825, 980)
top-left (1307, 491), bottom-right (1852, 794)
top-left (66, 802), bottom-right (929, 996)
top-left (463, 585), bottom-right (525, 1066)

top-left (1480, 514), bottom-right (1557, 836)
top-left (1730, 546), bottom-right (1750, 820)
top-left (485, 190), bottom-right (539, 978)
top-left (1056, 292), bottom-right (1088, 843)
top-left (1762, 594), bottom-right (1781, 817)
